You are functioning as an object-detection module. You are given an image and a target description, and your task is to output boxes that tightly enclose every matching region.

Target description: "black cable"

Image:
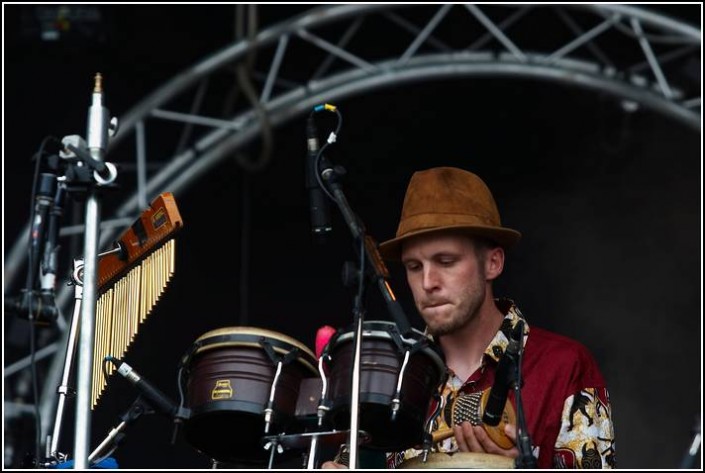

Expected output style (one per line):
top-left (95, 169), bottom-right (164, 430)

top-left (27, 144), bottom-right (44, 468)
top-left (356, 231), bottom-right (366, 306)
top-left (29, 322), bottom-right (42, 467)
top-left (176, 365), bottom-right (186, 411)
top-left (309, 106), bottom-right (343, 202)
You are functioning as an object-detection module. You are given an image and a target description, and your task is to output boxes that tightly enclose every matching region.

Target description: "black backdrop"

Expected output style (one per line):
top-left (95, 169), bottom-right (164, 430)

top-left (3, 5), bottom-right (701, 469)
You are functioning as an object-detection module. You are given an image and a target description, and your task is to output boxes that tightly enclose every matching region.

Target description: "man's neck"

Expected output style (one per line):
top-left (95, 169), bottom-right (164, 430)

top-left (439, 297), bottom-right (505, 382)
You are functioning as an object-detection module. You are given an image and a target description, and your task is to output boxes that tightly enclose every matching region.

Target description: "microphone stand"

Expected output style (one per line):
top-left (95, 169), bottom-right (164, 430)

top-left (44, 258), bottom-right (84, 465)
top-left (64, 73), bottom-right (119, 469)
top-left (511, 321), bottom-right (536, 468)
top-left (44, 249), bottom-right (122, 465)
top-left (320, 165), bottom-right (413, 469)
top-left (88, 396), bottom-right (154, 466)
top-left (323, 165), bottom-right (412, 338)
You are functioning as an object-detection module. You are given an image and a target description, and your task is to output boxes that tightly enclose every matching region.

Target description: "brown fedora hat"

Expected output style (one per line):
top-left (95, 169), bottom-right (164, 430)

top-left (378, 167), bottom-right (521, 260)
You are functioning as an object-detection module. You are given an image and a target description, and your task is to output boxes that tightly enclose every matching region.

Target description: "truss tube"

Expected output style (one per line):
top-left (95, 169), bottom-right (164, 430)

top-left (590, 4), bottom-right (701, 41)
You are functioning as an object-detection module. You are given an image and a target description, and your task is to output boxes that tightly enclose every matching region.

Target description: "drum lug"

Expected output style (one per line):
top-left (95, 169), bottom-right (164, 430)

top-left (391, 349), bottom-right (411, 421)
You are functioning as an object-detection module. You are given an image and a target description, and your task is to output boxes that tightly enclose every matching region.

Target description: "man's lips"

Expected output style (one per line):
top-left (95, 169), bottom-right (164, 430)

top-left (423, 301), bottom-right (450, 309)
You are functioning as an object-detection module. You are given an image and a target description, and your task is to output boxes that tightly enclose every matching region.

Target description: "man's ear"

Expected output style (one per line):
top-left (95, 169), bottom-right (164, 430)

top-left (485, 246), bottom-right (505, 281)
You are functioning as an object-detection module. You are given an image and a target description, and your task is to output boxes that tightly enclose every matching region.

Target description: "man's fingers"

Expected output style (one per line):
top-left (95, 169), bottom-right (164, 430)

top-left (475, 424), bottom-right (520, 458)
top-left (453, 424), bottom-right (469, 451)
top-left (504, 423), bottom-right (517, 442)
top-left (473, 425), bottom-right (500, 453)
top-left (454, 422), bottom-right (482, 452)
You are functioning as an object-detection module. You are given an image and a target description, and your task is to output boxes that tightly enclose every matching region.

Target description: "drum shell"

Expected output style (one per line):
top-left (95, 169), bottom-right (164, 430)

top-left (324, 322), bottom-right (445, 451)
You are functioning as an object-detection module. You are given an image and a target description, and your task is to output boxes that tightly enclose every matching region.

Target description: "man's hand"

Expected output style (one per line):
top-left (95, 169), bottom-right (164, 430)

top-left (453, 422), bottom-right (520, 458)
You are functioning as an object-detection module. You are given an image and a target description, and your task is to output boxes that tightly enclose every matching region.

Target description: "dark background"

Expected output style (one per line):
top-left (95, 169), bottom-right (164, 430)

top-left (3, 4), bottom-right (702, 469)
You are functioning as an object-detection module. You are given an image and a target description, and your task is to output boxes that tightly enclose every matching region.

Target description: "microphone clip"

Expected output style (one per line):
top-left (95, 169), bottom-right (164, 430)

top-left (59, 135), bottom-right (119, 191)
top-left (123, 395), bottom-right (155, 422)
top-left (5, 289), bottom-right (59, 325)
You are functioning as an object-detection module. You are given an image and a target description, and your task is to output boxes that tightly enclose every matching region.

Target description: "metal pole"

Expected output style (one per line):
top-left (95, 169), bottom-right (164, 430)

top-left (347, 312), bottom-right (364, 469)
top-left (48, 263), bottom-right (83, 459)
top-left (74, 74), bottom-right (114, 469)
top-left (73, 193), bottom-right (100, 468)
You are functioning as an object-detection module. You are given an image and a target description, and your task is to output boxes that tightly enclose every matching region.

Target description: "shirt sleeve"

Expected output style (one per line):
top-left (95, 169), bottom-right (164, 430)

top-left (553, 387), bottom-right (616, 468)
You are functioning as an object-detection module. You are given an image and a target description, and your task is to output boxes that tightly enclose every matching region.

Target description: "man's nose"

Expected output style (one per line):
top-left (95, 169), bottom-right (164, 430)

top-left (422, 266), bottom-right (439, 290)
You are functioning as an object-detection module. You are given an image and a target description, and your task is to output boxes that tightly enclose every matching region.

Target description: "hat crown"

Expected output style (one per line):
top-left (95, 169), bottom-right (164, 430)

top-left (397, 167), bottom-right (501, 237)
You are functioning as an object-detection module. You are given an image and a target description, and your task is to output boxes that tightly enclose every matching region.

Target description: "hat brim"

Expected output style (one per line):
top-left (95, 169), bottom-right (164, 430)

top-left (378, 224), bottom-right (521, 261)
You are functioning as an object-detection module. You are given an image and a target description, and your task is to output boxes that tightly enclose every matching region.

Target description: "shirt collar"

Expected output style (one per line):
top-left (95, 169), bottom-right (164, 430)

top-left (484, 298), bottom-right (530, 363)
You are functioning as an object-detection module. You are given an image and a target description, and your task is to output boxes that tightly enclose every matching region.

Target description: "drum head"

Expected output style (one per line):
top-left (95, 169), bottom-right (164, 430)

top-left (190, 326), bottom-right (317, 371)
top-left (399, 452), bottom-right (515, 469)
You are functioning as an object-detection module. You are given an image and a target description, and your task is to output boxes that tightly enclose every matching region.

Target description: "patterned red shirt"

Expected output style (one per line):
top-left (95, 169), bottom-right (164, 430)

top-left (387, 299), bottom-right (615, 468)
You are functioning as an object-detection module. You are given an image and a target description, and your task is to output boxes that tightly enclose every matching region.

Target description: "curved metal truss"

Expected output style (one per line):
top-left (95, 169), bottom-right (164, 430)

top-left (4, 3), bottom-right (701, 444)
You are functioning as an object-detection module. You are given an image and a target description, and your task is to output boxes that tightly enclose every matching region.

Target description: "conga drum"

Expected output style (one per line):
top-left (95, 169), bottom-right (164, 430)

top-left (399, 452), bottom-right (515, 469)
top-left (180, 327), bottom-right (318, 463)
top-left (322, 321), bottom-right (447, 451)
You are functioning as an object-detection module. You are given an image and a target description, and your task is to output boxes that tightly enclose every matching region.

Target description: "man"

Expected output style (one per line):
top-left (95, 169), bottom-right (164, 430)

top-left (324, 166), bottom-right (615, 468)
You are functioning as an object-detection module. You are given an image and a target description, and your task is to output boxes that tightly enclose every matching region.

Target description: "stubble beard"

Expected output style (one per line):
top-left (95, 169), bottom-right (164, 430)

top-left (425, 284), bottom-right (486, 337)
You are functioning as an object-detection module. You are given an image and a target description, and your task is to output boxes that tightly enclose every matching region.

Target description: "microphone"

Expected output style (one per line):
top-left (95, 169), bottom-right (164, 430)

top-left (482, 322), bottom-right (523, 426)
top-left (107, 357), bottom-right (179, 418)
top-left (36, 182), bottom-right (66, 322)
top-left (306, 117), bottom-right (332, 241)
top-left (40, 183), bottom-right (66, 289)
top-left (28, 172), bottom-right (57, 291)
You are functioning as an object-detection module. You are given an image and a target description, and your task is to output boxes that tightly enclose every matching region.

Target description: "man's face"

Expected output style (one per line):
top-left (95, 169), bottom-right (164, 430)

top-left (401, 233), bottom-right (487, 337)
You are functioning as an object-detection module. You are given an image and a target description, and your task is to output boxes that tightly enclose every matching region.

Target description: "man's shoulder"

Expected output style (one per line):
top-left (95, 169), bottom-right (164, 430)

top-left (526, 326), bottom-right (596, 363)
top-left (524, 326), bottom-right (606, 386)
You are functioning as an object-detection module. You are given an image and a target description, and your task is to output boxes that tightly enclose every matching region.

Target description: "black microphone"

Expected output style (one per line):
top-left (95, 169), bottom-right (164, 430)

top-left (306, 117), bottom-right (332, 241)
top-left (35, 182), bottom-right (66, 323)
top-left (28, 173), bottom-right (57, 291)
top-left (482, 322), bottom-right (523, 426)
top-left (41, 183), bottom-right (66, 284)
top-left (107, 357), bottom-right (179, 418)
